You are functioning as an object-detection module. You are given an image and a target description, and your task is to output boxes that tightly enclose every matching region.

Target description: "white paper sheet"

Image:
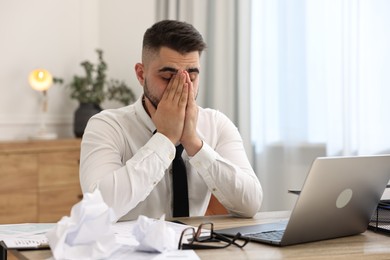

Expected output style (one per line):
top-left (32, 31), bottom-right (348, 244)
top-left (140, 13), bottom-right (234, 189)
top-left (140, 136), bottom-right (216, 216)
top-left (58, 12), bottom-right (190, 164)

top-left (0, 223), bottom-right (55, 249)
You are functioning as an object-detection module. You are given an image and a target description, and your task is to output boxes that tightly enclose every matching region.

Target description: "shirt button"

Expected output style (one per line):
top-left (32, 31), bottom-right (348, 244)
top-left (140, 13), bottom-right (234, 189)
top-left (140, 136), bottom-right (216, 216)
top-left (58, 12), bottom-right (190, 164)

top-left (212, 188), bottom-right (217, 192)
top-left (169, 169), bottom-right (173, 174)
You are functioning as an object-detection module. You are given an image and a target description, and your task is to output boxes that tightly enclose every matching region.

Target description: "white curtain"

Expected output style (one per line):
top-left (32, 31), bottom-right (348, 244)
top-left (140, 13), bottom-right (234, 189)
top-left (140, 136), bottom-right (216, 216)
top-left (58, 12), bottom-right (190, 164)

top-left (251, 0), bottom-right (390, 211)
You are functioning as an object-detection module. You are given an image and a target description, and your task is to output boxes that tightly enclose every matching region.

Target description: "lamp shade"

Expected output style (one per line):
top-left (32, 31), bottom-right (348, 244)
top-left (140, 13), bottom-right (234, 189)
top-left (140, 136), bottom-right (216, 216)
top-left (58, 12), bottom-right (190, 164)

top-left (29, 69), bottom-right (53, 91)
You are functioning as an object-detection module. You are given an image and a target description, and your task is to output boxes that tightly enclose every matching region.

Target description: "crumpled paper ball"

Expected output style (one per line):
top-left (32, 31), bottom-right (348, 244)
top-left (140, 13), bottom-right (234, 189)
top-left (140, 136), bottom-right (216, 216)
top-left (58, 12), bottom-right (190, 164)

top-left (132, 215), bottom-right (176, 253)
top-left (46, 189), bottom-right (120, 259)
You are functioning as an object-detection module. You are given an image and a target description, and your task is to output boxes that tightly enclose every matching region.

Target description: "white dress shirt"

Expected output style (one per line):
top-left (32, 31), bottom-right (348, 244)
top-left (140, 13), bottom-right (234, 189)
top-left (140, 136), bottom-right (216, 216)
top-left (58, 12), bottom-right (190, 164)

top-left (80, 96), bottom-right (263, 221)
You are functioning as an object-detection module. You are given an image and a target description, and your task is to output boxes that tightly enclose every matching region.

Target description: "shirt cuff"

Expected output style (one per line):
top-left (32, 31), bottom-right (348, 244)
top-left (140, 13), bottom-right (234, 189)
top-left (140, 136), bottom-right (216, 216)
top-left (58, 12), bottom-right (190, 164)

top-left (189, 142), bottom-right (217, 171)
top-left (144, 132), bottom-right (176, 165)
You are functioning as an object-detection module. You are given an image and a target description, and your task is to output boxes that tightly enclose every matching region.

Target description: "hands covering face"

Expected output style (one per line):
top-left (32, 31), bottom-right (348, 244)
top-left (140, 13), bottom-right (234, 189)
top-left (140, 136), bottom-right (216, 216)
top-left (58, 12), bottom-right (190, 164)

top-left (145, 70), bottom-right (202, 156)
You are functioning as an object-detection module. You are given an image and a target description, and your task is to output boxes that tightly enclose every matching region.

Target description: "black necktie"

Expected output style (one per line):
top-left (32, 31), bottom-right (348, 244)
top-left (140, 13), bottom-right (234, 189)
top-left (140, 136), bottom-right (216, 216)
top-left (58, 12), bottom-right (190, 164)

top-left (172, 144), bottom-right (189, 217)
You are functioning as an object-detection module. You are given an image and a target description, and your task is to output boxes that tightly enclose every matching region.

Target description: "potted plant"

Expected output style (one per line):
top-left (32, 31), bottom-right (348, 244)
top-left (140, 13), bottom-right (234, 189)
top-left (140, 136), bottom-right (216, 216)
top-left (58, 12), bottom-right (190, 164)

top-left (54, 49), bottom-right (136, 137)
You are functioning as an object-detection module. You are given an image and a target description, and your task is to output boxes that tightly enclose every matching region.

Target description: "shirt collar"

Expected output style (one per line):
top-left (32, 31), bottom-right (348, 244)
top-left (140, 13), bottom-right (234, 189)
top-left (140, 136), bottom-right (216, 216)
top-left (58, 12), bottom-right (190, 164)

top-left (134, 95), bottom-right (156, 134)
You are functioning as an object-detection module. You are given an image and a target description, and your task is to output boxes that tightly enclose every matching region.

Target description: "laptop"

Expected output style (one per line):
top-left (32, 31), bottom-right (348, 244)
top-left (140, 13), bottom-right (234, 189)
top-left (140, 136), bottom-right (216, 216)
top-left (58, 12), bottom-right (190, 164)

top-left (217, 154), bottom-right (390, 246)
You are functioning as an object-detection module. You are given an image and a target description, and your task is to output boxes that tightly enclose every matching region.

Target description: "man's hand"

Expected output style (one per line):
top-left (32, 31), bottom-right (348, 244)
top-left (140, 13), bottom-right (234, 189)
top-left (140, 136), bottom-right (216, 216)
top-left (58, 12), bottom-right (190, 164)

top-left (180, 71), bottom-right (202, 156)
top-left (147, 71), bottom-right (188, 145)
top-left (146, 70), bottom-right (202, 155)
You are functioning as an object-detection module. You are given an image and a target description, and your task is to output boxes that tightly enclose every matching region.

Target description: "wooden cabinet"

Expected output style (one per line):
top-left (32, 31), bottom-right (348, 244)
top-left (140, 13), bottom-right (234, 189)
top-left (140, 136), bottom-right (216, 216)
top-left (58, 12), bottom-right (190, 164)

top-left (0, 139), bottom-right (82, 224)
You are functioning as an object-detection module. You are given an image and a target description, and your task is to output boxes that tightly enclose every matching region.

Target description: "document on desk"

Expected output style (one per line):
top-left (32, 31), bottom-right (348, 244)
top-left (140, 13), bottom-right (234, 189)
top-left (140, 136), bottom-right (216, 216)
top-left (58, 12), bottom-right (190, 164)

top-left (0, 223), bottom-right (54, 249)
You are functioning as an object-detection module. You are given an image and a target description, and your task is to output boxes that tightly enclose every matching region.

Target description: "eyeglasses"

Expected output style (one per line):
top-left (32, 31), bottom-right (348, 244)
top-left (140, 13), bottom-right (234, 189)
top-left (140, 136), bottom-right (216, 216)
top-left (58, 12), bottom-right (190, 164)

top-left (178, 222), bottom-right (249, 250)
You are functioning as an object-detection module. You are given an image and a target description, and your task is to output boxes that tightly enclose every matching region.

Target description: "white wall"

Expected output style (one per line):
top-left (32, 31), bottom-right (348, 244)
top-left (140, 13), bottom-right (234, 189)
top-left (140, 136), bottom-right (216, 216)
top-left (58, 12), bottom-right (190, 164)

top-left (0, 0), bottom-right (155, 140)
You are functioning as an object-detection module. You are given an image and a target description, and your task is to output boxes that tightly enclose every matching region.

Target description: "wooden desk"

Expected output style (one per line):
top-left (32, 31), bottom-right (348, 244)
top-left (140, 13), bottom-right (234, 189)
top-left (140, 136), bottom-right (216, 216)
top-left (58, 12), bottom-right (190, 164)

top-left (9, 211), bottom-right (390, 259)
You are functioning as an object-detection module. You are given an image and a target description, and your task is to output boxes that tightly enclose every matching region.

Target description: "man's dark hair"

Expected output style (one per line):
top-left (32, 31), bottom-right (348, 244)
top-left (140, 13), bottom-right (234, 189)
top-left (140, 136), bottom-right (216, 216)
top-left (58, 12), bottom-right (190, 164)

top-left (143, 20), bottom-right (207, 57)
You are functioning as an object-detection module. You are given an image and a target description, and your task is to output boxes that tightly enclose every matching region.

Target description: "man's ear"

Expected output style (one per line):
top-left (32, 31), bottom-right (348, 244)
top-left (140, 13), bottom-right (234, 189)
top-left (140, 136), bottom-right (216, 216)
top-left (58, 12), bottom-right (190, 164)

top-left (135, 63), bottom-right (145, 86)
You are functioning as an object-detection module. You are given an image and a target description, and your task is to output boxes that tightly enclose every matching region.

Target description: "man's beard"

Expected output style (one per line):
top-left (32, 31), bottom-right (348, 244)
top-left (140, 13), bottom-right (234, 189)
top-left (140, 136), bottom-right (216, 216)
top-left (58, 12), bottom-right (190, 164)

top-left (143, 79), bottom-right (159, 108)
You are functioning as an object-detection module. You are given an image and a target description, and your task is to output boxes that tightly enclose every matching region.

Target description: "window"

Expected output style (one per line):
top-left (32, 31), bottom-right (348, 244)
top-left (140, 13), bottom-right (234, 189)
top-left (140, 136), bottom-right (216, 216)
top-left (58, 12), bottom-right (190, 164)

top-left (250, 0), bottom-right (390, 210)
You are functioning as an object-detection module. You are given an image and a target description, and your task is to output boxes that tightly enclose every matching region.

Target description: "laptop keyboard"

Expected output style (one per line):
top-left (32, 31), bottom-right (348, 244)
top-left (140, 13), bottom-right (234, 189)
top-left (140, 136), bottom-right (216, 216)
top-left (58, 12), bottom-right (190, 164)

top-left (246, 230), bottom-right (285, 241)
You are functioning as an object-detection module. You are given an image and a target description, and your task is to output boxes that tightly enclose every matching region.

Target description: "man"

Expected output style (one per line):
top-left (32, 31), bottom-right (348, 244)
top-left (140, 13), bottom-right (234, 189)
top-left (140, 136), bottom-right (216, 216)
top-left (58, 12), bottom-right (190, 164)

top-left (80, 20), bottom-right (263, 221)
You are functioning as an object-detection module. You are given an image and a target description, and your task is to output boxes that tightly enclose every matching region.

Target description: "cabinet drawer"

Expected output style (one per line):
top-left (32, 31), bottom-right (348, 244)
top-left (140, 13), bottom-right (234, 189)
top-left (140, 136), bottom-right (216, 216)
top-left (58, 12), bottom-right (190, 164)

top-left (38, 151), bottom-right (80, 187)
top-left (0, 154), bottom-right (38, 192)
top-left (38, 185), bottom-right (82, 222)
top-left (0, 189), bottom-right (37, 224)
top-left (0, 154), bottom-right (38, 224)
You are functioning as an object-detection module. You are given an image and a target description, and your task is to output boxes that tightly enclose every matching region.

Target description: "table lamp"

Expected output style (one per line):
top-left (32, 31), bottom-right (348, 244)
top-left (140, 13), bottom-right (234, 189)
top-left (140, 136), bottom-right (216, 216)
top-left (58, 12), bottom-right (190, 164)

top-left (28, 69), bottom-right (58, 140)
